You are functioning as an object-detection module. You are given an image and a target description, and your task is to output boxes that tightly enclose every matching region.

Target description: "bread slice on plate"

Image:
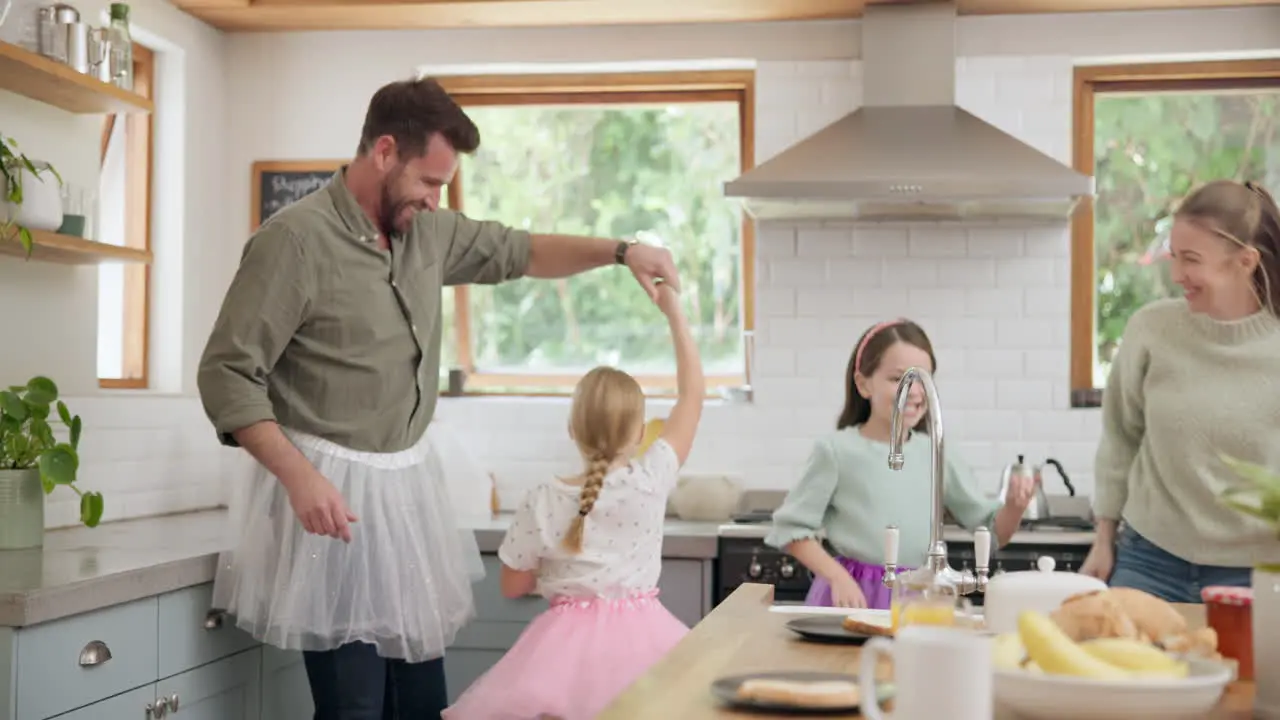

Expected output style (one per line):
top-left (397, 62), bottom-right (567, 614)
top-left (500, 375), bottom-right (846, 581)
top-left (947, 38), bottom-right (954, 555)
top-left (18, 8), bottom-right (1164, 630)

top-left (736, 678), bottom-right (860, 708)
top-left (842, 612), bottom-right (894, 637)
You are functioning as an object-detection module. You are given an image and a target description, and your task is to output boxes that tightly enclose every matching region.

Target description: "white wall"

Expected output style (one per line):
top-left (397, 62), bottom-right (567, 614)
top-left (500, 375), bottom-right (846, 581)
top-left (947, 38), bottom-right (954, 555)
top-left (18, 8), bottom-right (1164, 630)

top-left (6, 5), bottom-right (1277, 527)
top-left (0, 0), bottom-right (231, 526)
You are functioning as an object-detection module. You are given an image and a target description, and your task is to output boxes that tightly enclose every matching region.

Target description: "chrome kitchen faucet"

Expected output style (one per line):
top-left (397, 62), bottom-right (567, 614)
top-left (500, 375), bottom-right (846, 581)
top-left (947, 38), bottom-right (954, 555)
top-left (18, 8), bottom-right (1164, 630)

top-left (880, 367), bottom-right (992, 596)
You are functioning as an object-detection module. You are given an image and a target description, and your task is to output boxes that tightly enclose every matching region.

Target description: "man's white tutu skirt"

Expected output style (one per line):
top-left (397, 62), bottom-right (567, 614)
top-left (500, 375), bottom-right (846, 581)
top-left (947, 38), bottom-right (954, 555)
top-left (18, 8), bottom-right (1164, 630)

top-left (212, 423), bottom-right (488, 663)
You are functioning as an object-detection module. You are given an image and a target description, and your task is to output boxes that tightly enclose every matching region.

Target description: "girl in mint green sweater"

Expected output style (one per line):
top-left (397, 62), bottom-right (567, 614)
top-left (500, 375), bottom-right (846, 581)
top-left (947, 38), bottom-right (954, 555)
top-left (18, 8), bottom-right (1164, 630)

top-left (1083, 180), bottom-right (1280, 603)
top-left (766, 319), bottom-right (1035, 609)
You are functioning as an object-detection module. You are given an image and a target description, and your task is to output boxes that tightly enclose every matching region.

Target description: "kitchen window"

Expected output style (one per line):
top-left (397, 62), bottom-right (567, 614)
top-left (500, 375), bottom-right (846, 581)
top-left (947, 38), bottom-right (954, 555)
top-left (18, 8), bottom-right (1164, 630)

top-left (97, 42), bottom-right (154, 389)
top-left (1069, 59), bottom-right (1280, 406)
top-left (435, 70), bottom-right (755, 396)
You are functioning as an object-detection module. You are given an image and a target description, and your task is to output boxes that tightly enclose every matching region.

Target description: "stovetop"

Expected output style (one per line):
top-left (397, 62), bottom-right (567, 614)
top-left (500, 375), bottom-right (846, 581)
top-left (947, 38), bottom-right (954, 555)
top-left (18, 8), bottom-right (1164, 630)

top-left (1020, 516), bottom-right (1095, 532)
top-left (728, 511), bottom-right (773, 525)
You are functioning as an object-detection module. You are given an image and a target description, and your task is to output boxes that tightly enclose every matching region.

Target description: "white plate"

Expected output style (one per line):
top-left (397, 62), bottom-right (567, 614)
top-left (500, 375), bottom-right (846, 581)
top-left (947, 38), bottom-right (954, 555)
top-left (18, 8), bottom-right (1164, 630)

top-left (768, 606), bottom-right (983, 622)
top-left (993, 658), bottom-right (1233, 720)
top-left (767, 605), bottom-right (881, 617)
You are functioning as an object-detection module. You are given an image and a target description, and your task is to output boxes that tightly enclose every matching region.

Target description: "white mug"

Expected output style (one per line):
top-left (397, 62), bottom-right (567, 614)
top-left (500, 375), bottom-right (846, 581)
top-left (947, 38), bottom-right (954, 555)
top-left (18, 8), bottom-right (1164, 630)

top-left (859, 625), bottom-right (993, 720)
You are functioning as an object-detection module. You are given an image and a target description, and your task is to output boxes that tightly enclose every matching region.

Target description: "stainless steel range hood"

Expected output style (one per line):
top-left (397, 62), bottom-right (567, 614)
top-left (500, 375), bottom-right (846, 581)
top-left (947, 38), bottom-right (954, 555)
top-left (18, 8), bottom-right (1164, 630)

top-left (724, 2), bottom-right (1093, 223)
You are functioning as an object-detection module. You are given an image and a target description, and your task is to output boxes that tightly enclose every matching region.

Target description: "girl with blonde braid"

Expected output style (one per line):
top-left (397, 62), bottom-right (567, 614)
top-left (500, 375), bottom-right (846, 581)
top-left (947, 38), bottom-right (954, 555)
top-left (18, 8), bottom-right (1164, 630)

top-left (443, 282), bottom-right (705, 720)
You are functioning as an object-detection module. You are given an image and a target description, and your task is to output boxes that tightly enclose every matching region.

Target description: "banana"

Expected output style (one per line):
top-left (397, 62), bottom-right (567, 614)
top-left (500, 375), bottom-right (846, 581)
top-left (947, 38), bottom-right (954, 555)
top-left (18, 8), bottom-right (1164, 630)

top-left (1080, 638), bottom-right (1190, 678)
top-left (992, 633), bottom-right (1026, 671)
top-left (1017, 611), bottom-right (1132, 680)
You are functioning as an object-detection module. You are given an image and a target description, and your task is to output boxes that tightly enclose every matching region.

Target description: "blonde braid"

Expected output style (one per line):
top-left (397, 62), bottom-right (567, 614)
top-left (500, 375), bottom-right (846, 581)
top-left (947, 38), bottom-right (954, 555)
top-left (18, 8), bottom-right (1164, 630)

top-left (562, 454), bottom-right (611, 554)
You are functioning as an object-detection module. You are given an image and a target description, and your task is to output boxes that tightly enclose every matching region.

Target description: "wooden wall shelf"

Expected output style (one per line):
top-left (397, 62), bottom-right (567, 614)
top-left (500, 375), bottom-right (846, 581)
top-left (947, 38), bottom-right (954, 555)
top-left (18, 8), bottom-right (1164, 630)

top-left (0, 230), bottom-right (152, 265)
top-left (0, 42), bottom-right (153, 114)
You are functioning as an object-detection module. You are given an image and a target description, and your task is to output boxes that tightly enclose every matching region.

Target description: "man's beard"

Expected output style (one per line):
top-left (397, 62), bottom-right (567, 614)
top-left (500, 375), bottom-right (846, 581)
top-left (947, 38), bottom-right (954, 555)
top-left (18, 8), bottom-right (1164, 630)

top-left (377, 181), bottom-right (404, 238)
top-left (376, 165), bottom-right (419, 238)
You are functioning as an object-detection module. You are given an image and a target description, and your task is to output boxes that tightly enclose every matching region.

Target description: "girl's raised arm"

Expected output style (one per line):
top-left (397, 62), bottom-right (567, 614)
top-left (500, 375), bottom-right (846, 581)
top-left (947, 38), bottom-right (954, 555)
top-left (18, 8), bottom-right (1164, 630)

top-left (655, 283), bottom-right (704, 465)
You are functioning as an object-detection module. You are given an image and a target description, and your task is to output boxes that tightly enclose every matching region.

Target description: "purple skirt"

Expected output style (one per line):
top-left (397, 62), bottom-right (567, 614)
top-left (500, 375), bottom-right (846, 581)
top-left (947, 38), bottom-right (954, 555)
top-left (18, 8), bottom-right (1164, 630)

top-left (804, 557), bottom-right (910, 610)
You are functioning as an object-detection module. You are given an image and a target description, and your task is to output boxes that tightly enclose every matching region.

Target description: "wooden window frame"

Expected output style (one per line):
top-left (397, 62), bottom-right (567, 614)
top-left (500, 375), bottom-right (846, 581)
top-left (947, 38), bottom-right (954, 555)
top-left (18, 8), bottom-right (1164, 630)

top-left (436, 70), bottom-right (756, 397)
top-left (98, 43), bottom-right (155, 390)
top-left (1069, 59), bottom-right (1280, 408)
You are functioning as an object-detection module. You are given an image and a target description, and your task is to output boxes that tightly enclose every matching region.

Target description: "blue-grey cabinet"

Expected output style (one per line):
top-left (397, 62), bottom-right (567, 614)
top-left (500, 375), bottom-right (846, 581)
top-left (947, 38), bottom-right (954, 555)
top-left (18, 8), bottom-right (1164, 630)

top-left (0, 583), bottom-right (302, 720)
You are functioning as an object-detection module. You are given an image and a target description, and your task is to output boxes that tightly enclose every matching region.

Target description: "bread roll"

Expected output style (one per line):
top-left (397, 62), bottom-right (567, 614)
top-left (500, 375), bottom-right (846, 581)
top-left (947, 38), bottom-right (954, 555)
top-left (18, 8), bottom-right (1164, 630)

top-left (736, 679), bottom-right (860, 708)
top-left (1050, 590), bottom-right (1140, 642)
top-left (1106, 587), bottom-right (1188, 640)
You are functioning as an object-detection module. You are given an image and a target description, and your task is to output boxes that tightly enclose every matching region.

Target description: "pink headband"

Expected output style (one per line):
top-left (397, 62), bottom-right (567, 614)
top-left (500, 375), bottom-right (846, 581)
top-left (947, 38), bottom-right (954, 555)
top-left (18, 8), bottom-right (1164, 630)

top-left (854, 318), bottom-right (906, 375)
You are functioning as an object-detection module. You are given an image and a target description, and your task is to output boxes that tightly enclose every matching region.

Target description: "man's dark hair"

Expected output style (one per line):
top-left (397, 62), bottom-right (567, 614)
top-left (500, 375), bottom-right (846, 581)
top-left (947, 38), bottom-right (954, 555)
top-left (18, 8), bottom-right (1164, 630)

top-left (356, 77), bottom-right (480, 158)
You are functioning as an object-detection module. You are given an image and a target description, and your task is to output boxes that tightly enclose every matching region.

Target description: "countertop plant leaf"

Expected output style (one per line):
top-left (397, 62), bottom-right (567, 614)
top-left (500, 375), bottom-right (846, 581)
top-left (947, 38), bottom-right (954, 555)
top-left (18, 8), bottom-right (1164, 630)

top-left (1218, 453), bottom-right (1280, 533)
top-left (80, 491), bottom-right (104, 528)
top-left (0, 375), bottom-right (103, 529)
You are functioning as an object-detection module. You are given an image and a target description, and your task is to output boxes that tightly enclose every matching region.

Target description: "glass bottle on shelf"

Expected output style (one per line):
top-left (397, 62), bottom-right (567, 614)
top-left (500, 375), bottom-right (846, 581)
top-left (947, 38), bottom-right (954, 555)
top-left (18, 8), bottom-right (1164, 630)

top-left (107, 2), bottom-right (133, 91)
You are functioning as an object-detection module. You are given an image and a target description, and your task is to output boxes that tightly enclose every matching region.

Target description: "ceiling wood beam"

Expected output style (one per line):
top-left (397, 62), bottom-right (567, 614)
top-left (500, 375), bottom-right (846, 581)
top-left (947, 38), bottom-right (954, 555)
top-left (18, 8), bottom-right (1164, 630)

top-left (169, 0), bottom-right (1280, 32)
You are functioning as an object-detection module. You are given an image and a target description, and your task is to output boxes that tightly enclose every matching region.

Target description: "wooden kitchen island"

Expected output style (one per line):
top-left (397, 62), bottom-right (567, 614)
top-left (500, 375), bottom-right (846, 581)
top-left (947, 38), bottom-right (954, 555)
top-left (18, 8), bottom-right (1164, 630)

top-left (600, 583), bottom-right (1257, 718)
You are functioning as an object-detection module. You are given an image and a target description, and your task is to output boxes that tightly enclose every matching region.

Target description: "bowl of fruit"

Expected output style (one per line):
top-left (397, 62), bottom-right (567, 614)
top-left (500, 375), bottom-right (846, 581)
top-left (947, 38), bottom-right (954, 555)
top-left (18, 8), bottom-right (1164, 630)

top-left (991, 588), bottom-right (1234, 720)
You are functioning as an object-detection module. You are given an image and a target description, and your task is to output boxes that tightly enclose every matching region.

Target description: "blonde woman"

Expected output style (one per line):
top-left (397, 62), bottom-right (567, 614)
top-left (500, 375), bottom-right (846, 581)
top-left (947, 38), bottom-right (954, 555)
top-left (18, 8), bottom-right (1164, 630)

top-left (1081, 180), bottom-right (1280, 602)
top-left (443, 282), bottom-right (705, 720)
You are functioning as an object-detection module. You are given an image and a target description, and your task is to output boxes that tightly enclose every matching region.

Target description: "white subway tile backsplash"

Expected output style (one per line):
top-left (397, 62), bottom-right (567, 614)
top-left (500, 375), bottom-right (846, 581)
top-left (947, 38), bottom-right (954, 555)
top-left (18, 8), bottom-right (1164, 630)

top-left (828, 259), bottom-right (887, 286)
top-left (850, 288), bottom-right (910, 317)
top-left (907, 227), bottom-right (970, 257)
top-left (909, 288), bottom-right (967, 316)
top-left (770, 258), bottom-right (828, 286)
top-left (852, 228), bottom-right (911, 257)
top-left (756, 226), bottom-right (799, 256)
top-left (757, 286), bottom-right (797, 317)
top-left (797, 229), bottom-right (855, 258)
top-left (883, 258), bottom-right (940, 287)
top-left (964, 289), bottom-right (1024, 318)
top-left (935, 258), bottom-right (997, 289)
top-left (797, 288), bottom-right (857, 316)
top-left (1023, 286), bottom-right (1070, 316)
top-left (767, 317), bottom-right (824, 346)
top-left (996, 379), bottom-right (1055, 410)
top-left (996, 318), bottom-right (1057, 348)
top-left (966, 228), bottom-right (1026, 257)
top-left (996, 257), bottom-right (1058, 287)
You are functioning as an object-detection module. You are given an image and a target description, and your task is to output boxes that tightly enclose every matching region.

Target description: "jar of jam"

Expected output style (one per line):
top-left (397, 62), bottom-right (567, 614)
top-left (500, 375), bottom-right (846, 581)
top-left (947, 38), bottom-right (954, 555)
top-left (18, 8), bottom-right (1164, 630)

top-left (1202, 585), bottom-right (1253, 680)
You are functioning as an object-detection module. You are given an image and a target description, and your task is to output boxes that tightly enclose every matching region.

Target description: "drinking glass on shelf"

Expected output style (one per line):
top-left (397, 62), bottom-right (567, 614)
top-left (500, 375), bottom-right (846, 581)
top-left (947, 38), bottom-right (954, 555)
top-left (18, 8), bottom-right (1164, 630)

top-left (58, 184), bottom-right (87, 238)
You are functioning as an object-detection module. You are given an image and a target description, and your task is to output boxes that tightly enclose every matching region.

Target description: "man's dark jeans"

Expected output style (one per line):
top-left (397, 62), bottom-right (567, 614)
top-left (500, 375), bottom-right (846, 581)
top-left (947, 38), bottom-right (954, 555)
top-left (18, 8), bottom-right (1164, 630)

top-left (304, 642), bottom-right (448, 719)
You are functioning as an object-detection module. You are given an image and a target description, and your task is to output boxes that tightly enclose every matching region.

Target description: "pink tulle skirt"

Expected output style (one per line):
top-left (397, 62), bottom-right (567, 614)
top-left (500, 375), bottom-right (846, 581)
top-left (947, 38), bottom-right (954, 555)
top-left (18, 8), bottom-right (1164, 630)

top-left (443, 590), bottom-right (689, 720)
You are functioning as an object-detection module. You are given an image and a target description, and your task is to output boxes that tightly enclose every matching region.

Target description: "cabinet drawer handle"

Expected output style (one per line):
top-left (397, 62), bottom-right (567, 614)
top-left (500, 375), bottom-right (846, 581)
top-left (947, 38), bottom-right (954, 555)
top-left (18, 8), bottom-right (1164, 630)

top-left (203, 609), bottom-right (225, 630)
top-left (167, 692), bottom-right (180, 711)
top-left (78, 639), bottom-right (112, 667)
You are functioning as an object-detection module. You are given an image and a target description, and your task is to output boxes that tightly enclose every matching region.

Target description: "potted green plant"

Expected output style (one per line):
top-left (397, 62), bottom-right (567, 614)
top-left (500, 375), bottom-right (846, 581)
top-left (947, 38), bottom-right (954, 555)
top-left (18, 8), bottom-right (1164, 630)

top-left (0, 376), bottom-right (103, 550)
top-left (1, 131), bottom-right (64, 257)
top-left (1218, 454), bottom-right (1280, 718)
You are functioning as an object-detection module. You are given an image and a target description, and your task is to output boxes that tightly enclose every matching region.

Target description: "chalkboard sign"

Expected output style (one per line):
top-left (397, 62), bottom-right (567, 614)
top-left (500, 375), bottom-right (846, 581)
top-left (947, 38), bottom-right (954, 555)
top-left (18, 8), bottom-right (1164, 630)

top-left (250, 160), bottom-right (345, 230)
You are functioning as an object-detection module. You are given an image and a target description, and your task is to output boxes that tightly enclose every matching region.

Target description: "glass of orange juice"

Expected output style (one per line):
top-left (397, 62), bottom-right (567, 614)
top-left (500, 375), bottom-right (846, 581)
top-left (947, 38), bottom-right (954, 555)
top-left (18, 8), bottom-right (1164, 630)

top-left (888, 568), bottom-right (975, 633)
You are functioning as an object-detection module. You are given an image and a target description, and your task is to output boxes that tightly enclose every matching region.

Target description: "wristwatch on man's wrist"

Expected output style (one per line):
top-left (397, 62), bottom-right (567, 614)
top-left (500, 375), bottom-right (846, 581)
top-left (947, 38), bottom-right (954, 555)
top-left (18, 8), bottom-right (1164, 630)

top-left (615, 237), bottom-right (640, 265)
